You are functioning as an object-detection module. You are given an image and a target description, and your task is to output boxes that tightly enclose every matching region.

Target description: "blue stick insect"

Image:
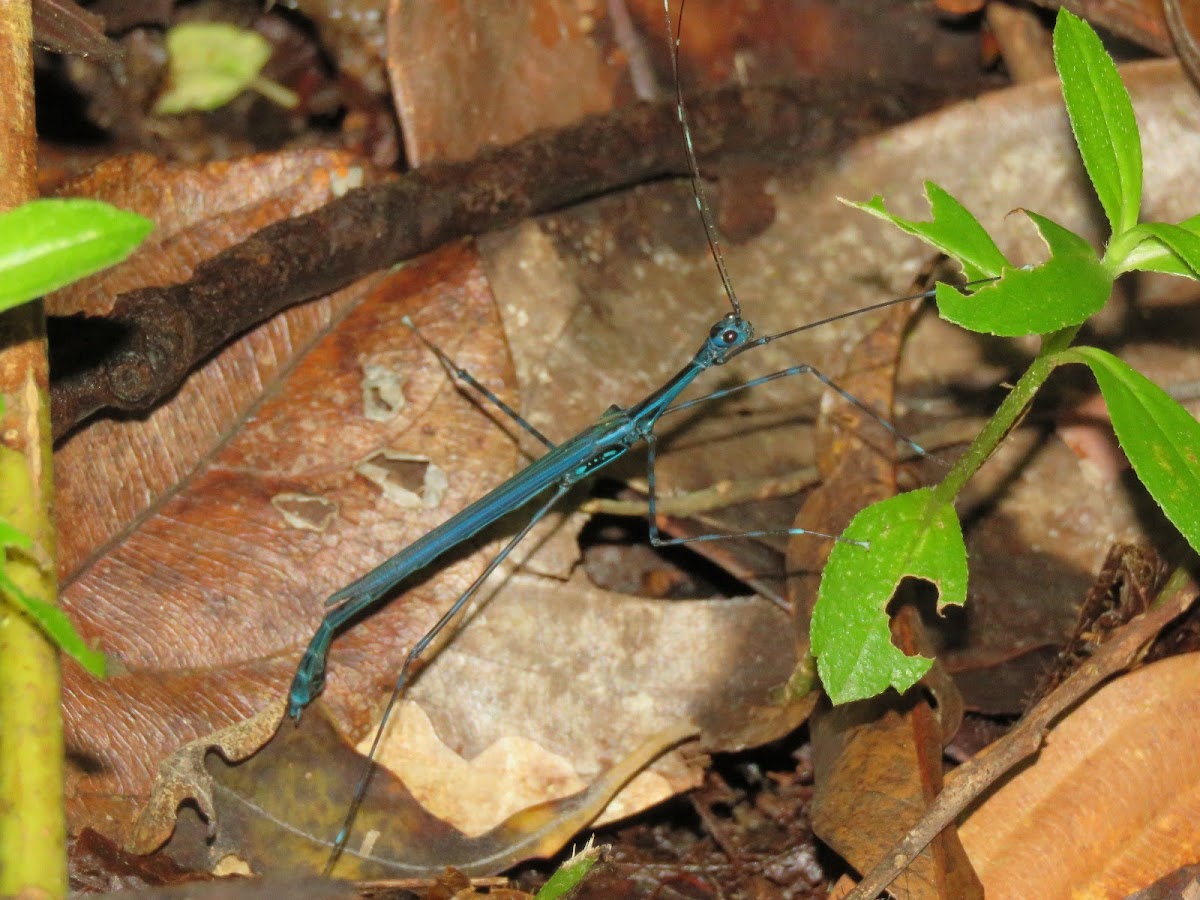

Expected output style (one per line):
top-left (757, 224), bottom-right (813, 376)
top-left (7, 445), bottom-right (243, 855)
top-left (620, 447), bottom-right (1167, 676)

top-left (289, 0), bottom-right (959, 874)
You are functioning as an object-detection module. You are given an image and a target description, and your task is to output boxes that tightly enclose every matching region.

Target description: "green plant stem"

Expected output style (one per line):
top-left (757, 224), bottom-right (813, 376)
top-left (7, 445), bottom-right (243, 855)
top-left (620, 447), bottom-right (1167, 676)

top-left (930, 325), bottom-right (1079, 507)
top-left (0, 430), bottom-right (62, 898)
top-left (0, 0), bottom-right (67, 896)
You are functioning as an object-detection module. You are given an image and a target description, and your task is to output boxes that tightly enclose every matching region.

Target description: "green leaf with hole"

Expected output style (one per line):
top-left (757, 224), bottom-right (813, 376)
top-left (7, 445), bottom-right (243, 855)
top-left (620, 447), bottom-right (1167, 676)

top-left (843, 183), bottom-right (1009, 282)
top-left (936, 210), bottom-right (1111, 336)
top-left (1054, 8), bottom-right (1142, 236)
top-left (811, 488), bottom-right (968, 705)
top-left (155, 22), bottom-right (274, 115)
top-left (1065, 347), bottom-right (1200, 555)
top-left (0, 199), bottom-right (153, 312)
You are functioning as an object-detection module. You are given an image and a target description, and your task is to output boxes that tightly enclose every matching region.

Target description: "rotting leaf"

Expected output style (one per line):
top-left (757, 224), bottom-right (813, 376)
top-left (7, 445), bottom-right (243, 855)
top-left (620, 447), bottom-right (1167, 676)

top-left (129, 701), bottom-right (286, 855)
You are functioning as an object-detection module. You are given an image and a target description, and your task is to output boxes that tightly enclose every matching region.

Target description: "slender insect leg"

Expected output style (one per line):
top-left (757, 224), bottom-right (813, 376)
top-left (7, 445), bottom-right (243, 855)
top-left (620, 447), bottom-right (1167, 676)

top-left (666, 365), bottom-right (926, 457)
top-left (643, 433), bottom-right (864, 548)
top-left (324, 479), bottom-right (574, 876)
top-left (403, 314), bottom-right (557, 451)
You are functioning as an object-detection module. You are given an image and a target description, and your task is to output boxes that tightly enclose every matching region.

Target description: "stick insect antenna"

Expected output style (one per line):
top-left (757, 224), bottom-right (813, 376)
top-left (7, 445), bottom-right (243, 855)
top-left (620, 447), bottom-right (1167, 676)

top-left (664, 0), bottom-right (742, 318)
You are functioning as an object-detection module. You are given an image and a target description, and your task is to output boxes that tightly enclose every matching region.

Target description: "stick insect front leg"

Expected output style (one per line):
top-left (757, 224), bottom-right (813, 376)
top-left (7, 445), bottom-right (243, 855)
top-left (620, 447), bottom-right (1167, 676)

top-left (643, 362), bottom-right (931, 550)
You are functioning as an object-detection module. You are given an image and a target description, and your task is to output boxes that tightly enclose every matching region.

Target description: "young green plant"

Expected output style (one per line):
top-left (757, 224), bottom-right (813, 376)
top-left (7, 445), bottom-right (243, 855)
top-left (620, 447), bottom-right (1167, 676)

top-left (812, 8), bottom-right (1200, 704)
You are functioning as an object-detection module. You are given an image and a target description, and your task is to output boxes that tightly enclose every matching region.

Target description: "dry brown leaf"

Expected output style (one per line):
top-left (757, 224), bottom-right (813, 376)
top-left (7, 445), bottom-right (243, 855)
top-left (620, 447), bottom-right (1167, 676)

top-left (959, 652), bottom-right (1200, 898)
top-left (812, 695), bottom-right (981, 900)
top-left (387, 569), bottom-right (801, 833)
top-left (388, 0), bottom-right (992, 172)
top-left (54, 149), bottom-right (383, 585)
top-left (388, 0), bottom-right (628, 166)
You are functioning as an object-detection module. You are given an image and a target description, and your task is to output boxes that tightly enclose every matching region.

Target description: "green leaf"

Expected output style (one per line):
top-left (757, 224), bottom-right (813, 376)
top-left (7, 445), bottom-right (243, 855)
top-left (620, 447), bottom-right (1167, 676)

top-left (0, 570), bottom-right (106, 677)
top-left (1066, 347), bottom-right (1200, 555)
top-left (811, 489), bottom-right (968, 705)
top-left (842, 183), bottom-right (1009, 281)
top-left (1053, 8), bottom-right (1142, 236)
top-left (0, 519), bottom-right (33, 553)
top-left (154, 22), bottom-right (273, 115)
top-left (935, 210), bottom-right (1111, 336)
top-left (1118, 221), bottom-right (1200, 278)
top-left (0, 199), bottom-right (153, 311)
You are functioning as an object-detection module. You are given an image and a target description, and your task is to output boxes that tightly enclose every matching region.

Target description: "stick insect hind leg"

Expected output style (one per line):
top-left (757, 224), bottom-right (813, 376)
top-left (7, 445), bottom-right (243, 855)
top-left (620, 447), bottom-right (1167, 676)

top-left (323, 480), bottom-right (573, 875)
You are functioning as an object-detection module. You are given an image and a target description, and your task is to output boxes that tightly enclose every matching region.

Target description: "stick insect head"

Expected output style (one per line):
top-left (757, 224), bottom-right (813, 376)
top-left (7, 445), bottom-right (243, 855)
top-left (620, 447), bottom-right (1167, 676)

top-left (701, 313), bottom-right (755, 365)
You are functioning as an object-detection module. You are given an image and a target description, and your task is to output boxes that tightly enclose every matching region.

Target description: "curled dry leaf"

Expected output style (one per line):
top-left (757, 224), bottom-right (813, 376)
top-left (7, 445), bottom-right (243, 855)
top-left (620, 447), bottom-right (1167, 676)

top-left (135, 700), bottom-right (693, 879)
top-left (959, 652), bottom-right (1200, 898)
top-left (128, 701), bottom-right (286, 854)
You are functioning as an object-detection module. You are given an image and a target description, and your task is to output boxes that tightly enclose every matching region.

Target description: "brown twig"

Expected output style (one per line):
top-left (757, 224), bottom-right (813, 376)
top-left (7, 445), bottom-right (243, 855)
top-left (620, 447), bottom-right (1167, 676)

top-left (49, 80), bottom-right (944, 440)
top-left (1163, 0), bottom-right (1200, 91)
top-left (986, 1), bottom-right (1056, 83)
top-left (848, 568), bottom-right (1199, 899)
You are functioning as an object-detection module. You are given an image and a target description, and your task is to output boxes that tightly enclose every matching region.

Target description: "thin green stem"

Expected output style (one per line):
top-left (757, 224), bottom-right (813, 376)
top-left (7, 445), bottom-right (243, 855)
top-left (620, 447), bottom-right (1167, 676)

top-left (930, 325), bottom-right (1079, 507)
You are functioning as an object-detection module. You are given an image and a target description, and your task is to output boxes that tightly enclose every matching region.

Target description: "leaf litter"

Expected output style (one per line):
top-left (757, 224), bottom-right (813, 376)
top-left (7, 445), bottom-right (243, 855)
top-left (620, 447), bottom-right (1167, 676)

top-left (42, 2), bottom-right (1200, 894)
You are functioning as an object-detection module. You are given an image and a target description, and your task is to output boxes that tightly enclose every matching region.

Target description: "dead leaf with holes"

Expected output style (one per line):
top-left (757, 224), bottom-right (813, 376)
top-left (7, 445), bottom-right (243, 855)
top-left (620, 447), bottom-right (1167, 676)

top-left (61, 233), bottom-right (803, 877)
top-left (62, 242), bottom-right (519, 851)
top-left (52, 149), bottom-right (384, 585)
